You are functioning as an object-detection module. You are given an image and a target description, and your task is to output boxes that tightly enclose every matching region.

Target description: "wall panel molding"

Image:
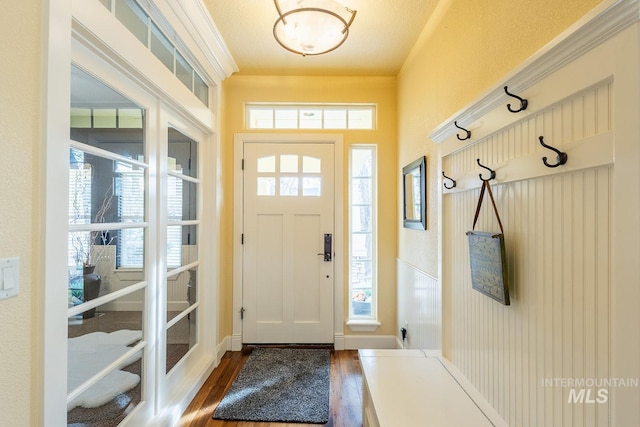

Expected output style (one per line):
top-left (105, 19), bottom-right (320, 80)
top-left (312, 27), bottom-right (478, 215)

top-left (397, 259), bottom-right (441, 350)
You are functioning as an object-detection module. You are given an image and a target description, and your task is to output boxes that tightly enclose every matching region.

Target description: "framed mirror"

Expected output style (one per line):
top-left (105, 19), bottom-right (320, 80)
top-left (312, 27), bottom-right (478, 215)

top-left (402, 156), bottom-right (426, 229)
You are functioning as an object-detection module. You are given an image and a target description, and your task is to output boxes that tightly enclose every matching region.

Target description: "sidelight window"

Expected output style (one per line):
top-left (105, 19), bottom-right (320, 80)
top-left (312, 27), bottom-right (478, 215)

top-left (348, 146), bottom-right (377, 320)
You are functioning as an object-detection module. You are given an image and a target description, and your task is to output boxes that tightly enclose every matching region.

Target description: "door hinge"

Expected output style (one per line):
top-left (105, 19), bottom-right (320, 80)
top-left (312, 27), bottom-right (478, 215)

top-left (241, 159), bottom-right (245, 170)
top-left (241, 233), bottom-right (244, 244)
top-left (240, 307), bottom-right (245, 320)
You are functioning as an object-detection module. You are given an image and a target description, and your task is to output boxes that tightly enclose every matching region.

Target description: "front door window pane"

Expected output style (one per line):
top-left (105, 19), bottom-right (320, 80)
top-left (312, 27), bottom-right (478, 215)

top-left (257, 156), bottom-right (276, 173)
top-left (280, 154), bottom-right (298, 173)
top-left (257, 177), bottom-right (276, 196)
top-left (302, 177), bottom-right (322, 196)
top-left (280, 177), bottom-right (299, 196)
top-left (302, 156), bottom-right (321, 173)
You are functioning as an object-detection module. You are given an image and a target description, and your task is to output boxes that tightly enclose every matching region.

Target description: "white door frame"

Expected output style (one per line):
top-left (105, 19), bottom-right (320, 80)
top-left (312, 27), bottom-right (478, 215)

top-left (232, 133), bottom-right (345, 350)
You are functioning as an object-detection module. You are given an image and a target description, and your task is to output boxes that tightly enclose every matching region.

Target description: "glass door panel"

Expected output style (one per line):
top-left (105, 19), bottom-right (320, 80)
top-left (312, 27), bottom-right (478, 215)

top-left (68, 64), bottom-right (148, 425)
top-left (165, 127), bottom-right (199, 373)
top-left (166, 310), bottom-right (197, 373)
top-left (67, 288), bottom-right (145, 427)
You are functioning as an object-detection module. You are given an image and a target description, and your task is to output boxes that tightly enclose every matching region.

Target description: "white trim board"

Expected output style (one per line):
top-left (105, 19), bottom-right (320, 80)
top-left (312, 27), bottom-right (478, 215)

top-left (345, 335), bottom-right (397, 350)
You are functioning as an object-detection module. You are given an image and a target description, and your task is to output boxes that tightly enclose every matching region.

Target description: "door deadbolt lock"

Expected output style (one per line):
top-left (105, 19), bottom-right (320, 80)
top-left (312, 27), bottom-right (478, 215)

top-left (317, 233), bottom-right (332, 262)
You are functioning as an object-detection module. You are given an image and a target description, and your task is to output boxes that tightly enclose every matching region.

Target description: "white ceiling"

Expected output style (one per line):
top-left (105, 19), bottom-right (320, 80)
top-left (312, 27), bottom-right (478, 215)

top-left (204, 0), bottom-right (440, 76)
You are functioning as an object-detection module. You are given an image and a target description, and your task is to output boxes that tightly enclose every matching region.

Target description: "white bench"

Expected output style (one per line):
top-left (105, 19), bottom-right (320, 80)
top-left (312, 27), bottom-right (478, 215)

top-left (359, 349), bottom-right (508, 427)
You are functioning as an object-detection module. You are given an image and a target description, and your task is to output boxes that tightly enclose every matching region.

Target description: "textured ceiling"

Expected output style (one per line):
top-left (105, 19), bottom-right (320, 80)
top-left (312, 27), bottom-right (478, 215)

top-left (204, 0), bottom-right (440, 76)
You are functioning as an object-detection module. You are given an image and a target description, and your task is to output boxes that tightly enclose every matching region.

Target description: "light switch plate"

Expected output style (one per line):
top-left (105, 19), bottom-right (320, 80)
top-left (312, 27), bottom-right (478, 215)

top-left (0, 257), bottom-right (19, 300)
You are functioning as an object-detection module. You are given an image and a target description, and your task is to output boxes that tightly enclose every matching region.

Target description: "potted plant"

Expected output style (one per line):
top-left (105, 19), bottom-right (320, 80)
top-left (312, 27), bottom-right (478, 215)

top-left (351, 289), bottom-right (372, 316)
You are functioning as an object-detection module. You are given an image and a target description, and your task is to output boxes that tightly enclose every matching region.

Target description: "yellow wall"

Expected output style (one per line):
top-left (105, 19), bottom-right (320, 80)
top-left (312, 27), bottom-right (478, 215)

top-left (219, 75), bottom-right (398, 338)
top-left (0, 1), bottom-right (42, 425)
top-left (397, 0), bottom-right (603, 276)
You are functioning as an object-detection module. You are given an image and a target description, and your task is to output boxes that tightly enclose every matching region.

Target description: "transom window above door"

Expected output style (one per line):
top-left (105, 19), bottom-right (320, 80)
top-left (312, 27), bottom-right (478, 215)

top-left (246, 104), bottom-right (376, 130)
top-left (255, 154), bottom-right (322, 197)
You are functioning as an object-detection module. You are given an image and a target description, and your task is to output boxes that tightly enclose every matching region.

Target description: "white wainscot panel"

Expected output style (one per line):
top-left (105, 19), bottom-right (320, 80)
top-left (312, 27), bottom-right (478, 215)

top-left (396, 259), bottom-right (441, 350)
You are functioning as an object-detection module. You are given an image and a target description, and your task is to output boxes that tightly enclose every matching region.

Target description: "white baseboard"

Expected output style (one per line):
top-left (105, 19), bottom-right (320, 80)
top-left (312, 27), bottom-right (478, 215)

top-left (231, 333), bottom-right (242, 351)
top-left (225, 333), bottom-right (394, 351)
top-left (334, 333), bottom-right (345, 350)
top-left (344, 334), bottom-right (397, 350)
top-left (216, 335), bottom-right (231, 362)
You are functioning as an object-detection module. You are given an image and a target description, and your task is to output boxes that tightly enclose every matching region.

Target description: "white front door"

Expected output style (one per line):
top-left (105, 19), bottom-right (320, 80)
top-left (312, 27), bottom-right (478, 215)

top-left (243, 142), bottom-right (334, 343)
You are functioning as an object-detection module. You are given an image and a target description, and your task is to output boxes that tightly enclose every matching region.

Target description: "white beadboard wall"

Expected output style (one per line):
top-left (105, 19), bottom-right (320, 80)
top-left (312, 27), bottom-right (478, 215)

top-left (444, 170), bottom-right (612, 426)
top-left (441, 49), bottom-right (617, 426)
top-left (397, 258), bottom-right (441, 350)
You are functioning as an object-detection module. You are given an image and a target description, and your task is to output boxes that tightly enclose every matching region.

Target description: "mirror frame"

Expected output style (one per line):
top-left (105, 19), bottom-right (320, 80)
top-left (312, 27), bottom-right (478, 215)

top-left (402, 156), bottom-right (427, 230)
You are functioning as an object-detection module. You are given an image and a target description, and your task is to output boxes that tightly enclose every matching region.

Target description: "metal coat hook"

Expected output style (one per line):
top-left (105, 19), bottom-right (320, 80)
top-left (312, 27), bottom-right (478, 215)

top-left (504, 86), bottom-right (528, 113)
top-left (538, 136), bottom-right (568, 168)
top-left (442, 171), bottom-right (457, 189)
top-left (477, 158), bottom-right (496, 182)
top-left (454, 121), bottom-right (471, 141)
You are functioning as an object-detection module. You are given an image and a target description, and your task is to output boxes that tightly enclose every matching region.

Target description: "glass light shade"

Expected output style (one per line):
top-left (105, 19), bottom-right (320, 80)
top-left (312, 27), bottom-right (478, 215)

top-left (273, 0), bottom-right (356, 56)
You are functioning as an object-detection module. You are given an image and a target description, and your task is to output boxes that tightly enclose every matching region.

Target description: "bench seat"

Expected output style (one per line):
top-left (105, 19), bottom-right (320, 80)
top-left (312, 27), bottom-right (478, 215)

top-left (359, 349), bottom-right (506, 427)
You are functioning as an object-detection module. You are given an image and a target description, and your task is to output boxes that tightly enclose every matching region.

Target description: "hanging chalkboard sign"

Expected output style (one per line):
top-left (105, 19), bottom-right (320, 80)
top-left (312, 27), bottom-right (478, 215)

top-left (467, 231), bottom-right (509, 304)
top-left (466, 180), bottom-right (510, 305)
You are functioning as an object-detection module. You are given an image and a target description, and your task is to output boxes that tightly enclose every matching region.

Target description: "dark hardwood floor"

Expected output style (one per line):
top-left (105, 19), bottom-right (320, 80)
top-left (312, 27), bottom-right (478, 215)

top-left (179, 349), bottom-right (363, 427)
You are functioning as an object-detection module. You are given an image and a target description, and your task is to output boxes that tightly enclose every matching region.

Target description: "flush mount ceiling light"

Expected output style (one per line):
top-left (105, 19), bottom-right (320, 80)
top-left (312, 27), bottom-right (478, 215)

top-left (273, 0), bottom-right (357, 56)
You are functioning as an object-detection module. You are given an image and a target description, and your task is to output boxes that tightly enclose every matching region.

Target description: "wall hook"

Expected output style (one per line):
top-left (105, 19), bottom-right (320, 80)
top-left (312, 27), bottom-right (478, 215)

top-left (538, 136), bottom-right (568, 168)
top-left (477, 158), bottom-right (496, 182)
top-left (454, 121), bottom-right (471, 141)
top-left (442, 171), bottom-right (457, 189)
top-left (504, 85), bottom-right (528, 113)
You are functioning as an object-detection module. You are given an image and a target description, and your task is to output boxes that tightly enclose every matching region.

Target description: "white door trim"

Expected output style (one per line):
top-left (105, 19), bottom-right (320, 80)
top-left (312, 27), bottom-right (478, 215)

top-left (232, 133), bottom-right (344, 350)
